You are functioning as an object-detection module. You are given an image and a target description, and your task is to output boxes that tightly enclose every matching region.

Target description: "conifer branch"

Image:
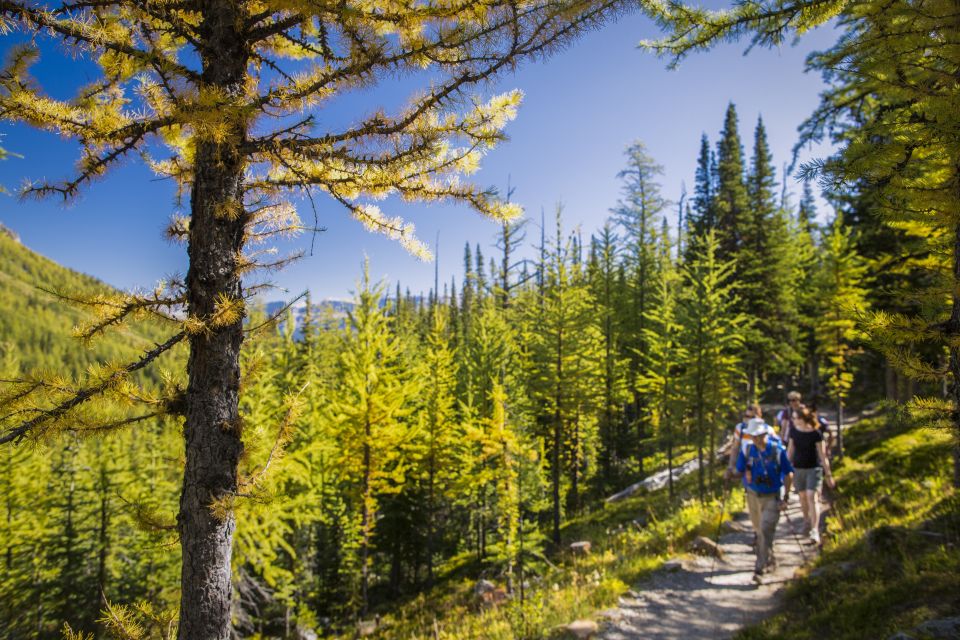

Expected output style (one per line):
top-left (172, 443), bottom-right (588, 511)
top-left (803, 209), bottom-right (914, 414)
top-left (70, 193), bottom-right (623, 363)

top-left (244, 291), bottom-right (308, 337)
top-left (0, 331), bottom-right (185, 445)
top-left (0, 1), bottom-right (200, 81)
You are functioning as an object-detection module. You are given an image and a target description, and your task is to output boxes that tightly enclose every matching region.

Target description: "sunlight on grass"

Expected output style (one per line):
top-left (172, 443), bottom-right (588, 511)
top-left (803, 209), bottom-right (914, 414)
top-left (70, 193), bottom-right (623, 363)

top-left (736, 410), bottom-right (959, 640)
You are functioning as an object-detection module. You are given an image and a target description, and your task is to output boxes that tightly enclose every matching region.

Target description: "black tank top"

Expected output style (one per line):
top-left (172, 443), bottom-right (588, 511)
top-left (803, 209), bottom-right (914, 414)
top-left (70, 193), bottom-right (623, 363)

top-left (791, 428), bottom-right (823, 469)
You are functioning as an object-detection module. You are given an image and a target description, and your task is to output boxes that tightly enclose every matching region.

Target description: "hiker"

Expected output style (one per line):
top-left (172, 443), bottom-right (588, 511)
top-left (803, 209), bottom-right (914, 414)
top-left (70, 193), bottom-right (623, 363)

top-left (725, 403), bottom-right (767, 482)
top-left (787, 408), bottom-right (835, 544)
top-left (808, 403), bottom-right (835, 456)
top-left (777, 390), bottom-right (804, 446)
top-left (726, 409), bottom-right (777, 545)
top-left (736, 419), bottom-right (794, 581)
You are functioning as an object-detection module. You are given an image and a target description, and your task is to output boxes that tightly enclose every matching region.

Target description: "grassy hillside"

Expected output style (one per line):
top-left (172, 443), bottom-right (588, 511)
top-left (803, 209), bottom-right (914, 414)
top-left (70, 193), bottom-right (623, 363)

top-left (0, 226), bottom-right (178, 378)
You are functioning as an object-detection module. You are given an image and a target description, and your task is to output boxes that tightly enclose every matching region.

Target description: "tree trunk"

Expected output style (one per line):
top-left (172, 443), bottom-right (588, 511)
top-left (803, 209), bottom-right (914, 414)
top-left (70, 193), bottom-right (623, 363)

top-left (177, 5), bottom-right (248, 636)
top-left (667, 428), bottom-right (674, 504)
top-left (836, 395), bottom-right (845, 460)
top-left (949, 213), bottom-right (960, 489)
top-left (97, 456), bottom-right (110, 604)
top-left (361, 420), bottom-right (372, 615)
top-left (552, 413), bottom-right (561, 548)
top-left (884, 361), bottom-right (897, 401)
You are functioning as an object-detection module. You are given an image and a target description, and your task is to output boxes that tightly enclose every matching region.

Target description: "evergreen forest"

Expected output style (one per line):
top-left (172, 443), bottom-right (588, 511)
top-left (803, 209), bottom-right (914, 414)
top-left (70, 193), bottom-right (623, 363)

top-left (0, 0), bottom-right (958, 639)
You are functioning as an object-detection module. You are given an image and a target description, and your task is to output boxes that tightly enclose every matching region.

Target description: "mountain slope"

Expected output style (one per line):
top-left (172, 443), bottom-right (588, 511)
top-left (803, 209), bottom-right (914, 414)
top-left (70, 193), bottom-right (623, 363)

top-left (0, 225), bottom-right (177, 378)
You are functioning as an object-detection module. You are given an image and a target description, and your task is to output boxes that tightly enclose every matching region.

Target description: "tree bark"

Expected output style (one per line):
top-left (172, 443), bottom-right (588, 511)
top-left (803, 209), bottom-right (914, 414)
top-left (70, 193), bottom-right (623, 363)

top-left (950, 206), bottom-right (960, 489)
top-left (177, 4), bottom-right (249, 637)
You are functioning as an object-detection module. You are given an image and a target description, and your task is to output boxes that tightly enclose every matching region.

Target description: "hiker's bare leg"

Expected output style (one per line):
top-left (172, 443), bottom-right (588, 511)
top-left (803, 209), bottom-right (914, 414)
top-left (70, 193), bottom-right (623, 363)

top-left (806, 489), bottom-right (820, 532)
top-left (797, 490), bottom-right (811, 531)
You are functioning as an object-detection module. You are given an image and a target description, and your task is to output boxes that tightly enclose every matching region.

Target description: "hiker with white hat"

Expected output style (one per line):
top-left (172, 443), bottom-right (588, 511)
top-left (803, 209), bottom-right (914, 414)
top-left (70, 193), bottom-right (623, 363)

top-left (725, 403), bottom-right (769, 482)
top-left (735, 417), bottom-right (795, 581)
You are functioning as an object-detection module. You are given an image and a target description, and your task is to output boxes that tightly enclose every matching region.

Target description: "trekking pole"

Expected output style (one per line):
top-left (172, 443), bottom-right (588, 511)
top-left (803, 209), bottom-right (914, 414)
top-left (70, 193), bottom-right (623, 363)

top-left (781, 499), bottom-right (810, 564)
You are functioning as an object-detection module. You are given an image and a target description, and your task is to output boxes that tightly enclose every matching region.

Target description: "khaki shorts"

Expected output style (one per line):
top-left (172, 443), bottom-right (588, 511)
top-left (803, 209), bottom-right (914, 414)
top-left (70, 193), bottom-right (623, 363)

top-left (794, 467), bottom-right (823, 492)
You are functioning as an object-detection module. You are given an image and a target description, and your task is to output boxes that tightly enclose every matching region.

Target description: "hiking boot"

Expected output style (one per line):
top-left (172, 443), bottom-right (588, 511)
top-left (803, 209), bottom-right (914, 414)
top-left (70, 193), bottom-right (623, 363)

top-left (809, 528), bottom-right (821, 545)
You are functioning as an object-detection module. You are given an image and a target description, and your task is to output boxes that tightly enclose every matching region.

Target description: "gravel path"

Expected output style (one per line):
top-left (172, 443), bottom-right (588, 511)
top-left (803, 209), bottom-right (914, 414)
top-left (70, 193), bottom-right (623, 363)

top-left (600, 499), bottom-right (817, 640)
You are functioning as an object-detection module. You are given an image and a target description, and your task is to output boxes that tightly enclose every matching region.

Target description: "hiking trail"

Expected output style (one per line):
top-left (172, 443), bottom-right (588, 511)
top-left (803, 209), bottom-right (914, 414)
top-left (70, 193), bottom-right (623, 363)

top-left (599, 499), bottom-right (818, 639)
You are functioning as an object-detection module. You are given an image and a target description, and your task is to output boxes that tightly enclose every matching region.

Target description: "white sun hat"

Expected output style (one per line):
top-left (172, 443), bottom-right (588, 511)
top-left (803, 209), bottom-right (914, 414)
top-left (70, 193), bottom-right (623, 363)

top-left (744, 418), bottom-right (770, 437)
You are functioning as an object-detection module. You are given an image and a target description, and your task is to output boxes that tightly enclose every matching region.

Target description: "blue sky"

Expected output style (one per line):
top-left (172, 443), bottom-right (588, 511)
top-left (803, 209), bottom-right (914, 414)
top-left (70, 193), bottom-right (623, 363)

top-left (0, 11), bottom-right (837, 301)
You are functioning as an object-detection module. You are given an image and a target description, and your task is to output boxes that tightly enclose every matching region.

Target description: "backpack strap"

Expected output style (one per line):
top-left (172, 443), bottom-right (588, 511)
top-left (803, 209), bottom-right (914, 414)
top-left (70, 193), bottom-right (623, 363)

top-left (747, 441), bottom-right (782, 481)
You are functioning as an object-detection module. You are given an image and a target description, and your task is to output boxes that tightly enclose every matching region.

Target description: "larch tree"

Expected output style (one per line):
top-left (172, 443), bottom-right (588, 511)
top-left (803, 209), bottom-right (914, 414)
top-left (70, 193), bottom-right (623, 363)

top-left (418, 305), bottom-right (461, 583)
top-left (816, 214), bottom-right (870, 459)
top-left (636, 224), bottom-right (685, 503)
top-left (528, 208), bottom-right (602, 545)
top-left (678, 230), bottom-right (747, 502)
top-left (611, 140), bottom-right (668, 474)
top-left (0, 0), bottom-right (634, 635)
top-left (327, 264), bottom-right (419, 615)
top-left (587, 223), bottom-right (630, 490)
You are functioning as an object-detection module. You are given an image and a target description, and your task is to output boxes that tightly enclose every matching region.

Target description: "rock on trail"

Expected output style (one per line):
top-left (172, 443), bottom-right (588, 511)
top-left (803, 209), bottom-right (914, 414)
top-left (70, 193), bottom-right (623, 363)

top-left (601, 500), bottom-right (817, 640)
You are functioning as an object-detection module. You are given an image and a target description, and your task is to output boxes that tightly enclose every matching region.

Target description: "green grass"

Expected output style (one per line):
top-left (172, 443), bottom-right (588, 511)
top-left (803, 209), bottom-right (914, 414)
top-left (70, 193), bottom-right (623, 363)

top-left (736, 409), bottom-right (959, 640)
top-left (356, 451), bottom-right (735, 640)
top-left (355, 410), bottom-right (959, 640)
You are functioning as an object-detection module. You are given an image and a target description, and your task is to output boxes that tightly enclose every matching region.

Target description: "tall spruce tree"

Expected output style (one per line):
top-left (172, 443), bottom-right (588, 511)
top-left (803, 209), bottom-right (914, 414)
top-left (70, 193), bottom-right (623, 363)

top-left (740, 116), bottom-right (800, 397)
top-left (689, 133), bottom-right (717, 243)
top-left (714, 104), bottom-right (750, 267)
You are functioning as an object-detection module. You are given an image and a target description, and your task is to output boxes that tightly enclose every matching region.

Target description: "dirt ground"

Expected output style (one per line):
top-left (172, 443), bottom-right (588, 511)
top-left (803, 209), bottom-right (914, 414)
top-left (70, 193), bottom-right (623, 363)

top-left (600, 499), bottom-right (818, 640)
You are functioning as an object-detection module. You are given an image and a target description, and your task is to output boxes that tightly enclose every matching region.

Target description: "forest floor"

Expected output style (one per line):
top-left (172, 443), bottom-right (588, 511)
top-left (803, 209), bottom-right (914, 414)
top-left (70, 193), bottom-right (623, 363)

top-left (367, 408), bottom-right (957, 640)
top-left (598, 498), bottom-right (821, 640)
